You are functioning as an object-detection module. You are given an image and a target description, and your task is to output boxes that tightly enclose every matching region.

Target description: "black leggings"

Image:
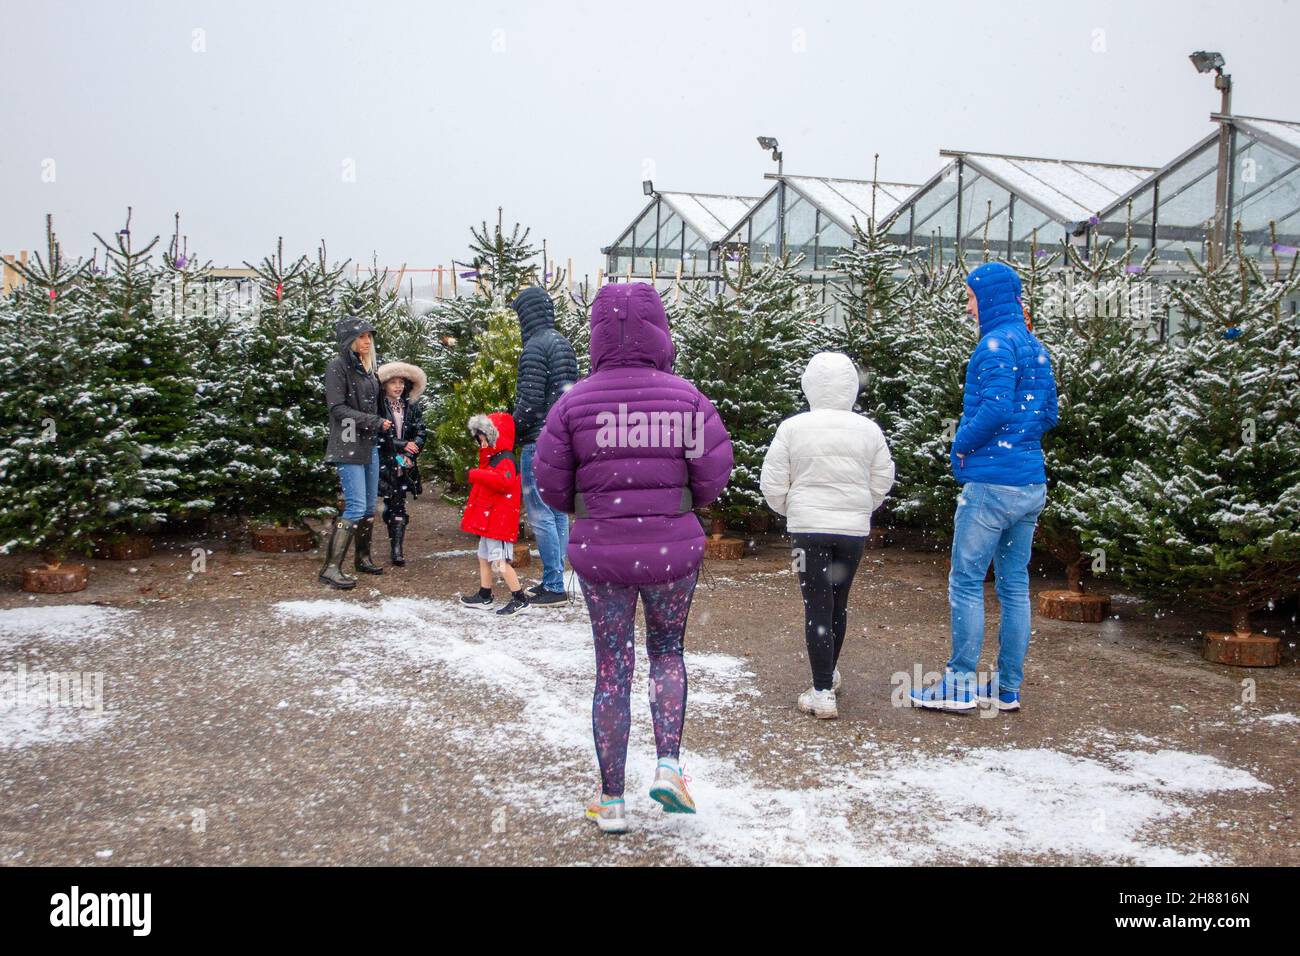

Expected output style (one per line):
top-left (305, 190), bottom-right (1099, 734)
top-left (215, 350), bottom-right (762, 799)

top-left (791, 533), bottom-right (866, 691)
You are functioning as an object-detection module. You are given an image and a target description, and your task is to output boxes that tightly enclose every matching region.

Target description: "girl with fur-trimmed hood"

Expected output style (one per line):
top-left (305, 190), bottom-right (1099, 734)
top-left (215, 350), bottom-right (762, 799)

top-left (376, 361), bottom-right (428, 566)
top-left (458, 411), bottom-right (528, 616)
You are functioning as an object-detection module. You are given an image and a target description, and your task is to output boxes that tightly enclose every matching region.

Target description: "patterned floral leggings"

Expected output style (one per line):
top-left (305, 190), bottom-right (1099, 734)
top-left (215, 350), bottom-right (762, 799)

top-left (579, 570), bottom-right (700, 798)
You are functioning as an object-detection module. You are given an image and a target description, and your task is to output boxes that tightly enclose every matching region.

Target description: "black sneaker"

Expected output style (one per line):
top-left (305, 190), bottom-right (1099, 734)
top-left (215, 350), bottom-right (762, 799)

top-left (496, 596), bottom-right (530, 616)
top-left (459, 590), bottom-right (495, 610)
top-left (529, 588), bottom-right (569, 608)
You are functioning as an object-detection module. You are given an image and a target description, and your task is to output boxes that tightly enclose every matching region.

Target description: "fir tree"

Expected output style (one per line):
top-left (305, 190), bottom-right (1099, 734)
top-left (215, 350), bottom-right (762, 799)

top-left (828, 217), bottom-right (918, 435)
top-left (1031, 235), bottom-right (1169, 592)
top-left (226, 240), bottom-right (337, 526)
top-left (0, 217), bottom-right (139, 561)
top-left (1079, 228), bottom-right (1300, 633)
top-left (90, 208), bottom-right (196, 534)
top-left (432, 306), bottom-right (522, 488)
top-left (671, 253), bottom-right (824, 524)
top-left (880, 257), bottom-right (971, 528)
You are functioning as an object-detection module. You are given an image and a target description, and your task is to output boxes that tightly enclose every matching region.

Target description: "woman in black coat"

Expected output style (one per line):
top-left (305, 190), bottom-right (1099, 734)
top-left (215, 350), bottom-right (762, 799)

top-left (321, 317), bottom-right (392, 589)
top-left (376, 361), bottom-right (428, 565)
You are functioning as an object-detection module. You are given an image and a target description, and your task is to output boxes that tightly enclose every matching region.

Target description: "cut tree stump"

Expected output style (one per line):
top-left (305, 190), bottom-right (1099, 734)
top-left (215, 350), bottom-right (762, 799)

top-left (705, 534), bottom-right (744, 560)
top-left (22, 564), bottom-right (89, 594)
top-left (251, 527), bottom-right (314, 553)
top-left (1203, 631), bottom-right (1280, 668)
top-left (509, 545), bottom-right (532, 568)
top-left (1037, 589), bottom-right (1110, 623)
top-left (93, 535), bottom-right (153, 561)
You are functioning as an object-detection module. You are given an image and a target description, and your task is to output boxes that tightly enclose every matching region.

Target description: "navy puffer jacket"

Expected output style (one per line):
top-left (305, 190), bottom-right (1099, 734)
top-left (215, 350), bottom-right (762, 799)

top-left (512, 287), bottom-right (579, 446)
top-left (950, 262), bottom-right (1059, 485)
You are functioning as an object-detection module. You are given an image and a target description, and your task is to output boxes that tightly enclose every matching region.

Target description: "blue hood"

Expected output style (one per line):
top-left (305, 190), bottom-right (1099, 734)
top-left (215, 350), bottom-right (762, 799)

top-left (966, 261), bottom-right (1024, 336)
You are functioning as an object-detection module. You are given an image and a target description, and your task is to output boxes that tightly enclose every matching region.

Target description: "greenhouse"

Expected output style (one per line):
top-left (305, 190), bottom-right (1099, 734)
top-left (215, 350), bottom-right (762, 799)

top-left (1094, 114), bottom-right (1300, 266)
top-left (880, 150), bottom-right (1156, 261)
top-left (714, 175), bottom-right (921, 272)
top-left (602, 190), bottom-right (758, 279)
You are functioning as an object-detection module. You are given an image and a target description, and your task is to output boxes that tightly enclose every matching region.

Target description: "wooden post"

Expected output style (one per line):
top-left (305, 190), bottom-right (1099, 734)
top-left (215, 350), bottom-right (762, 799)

top-left (394, 262), bottom-right (407, 294)
top-left (567, 257), bottom-right (573, 295)
top-left (2, 255), bottom-right (15, 295)
top-left (436, 266), bottom-right (443, 299)
top-left (451, 267), bottom-right (458, 298)
top-left (596, 269), bottom-right (604, 289)
top-left (650, 260), bottom-right (657, 283)
top-left (675, 260), bottom-right (683, 303)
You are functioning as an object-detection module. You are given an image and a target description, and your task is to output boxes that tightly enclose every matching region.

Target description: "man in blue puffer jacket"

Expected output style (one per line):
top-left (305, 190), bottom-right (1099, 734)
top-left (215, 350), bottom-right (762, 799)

top-left (911, 261), bottom-right (1058, 713)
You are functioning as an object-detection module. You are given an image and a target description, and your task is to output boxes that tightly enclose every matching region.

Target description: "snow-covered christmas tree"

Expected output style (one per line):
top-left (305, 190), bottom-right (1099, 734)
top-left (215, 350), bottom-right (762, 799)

top-left (432, 306), bottom-right (522, 488)
top-left (424, 213), bottom-right (543, 482)
top-left (1079, 227), bottom-right (1300, 661)
top-left (89, 208), bottom-right (197, 537)
top-left (1032, 234), bottom-right (1169, 602)
top-left (877, 256), bottom-right (971, 529)
top-left (224, 240), bottom-right (338, 526)
top-left (671, 252), bottom-right (824, 525)
top-left (0, 216), bottom-right (141, 562)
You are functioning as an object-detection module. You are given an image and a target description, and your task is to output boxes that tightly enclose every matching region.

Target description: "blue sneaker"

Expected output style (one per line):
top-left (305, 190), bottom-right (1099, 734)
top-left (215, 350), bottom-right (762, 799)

top-left (909, 673), bottom-right (978, 712)
top-left (975, 680), bottom-right (1021, 711)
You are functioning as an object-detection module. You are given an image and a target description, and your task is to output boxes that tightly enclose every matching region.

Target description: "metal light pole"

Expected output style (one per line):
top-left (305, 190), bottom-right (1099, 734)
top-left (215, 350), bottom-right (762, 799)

top-left (1190, 51), bottom-right (1232, 265)
top-left (758, 136), bottom-right (784, 258)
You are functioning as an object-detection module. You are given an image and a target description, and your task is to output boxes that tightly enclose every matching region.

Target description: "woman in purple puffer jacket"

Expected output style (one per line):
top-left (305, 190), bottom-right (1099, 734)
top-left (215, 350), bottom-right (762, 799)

top-left (534, 282), bottom-right (733, 833)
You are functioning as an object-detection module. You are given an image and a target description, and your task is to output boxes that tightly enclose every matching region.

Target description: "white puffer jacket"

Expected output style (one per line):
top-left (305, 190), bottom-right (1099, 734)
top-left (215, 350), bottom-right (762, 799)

top-left (759, 352), bottom-right (895, 536)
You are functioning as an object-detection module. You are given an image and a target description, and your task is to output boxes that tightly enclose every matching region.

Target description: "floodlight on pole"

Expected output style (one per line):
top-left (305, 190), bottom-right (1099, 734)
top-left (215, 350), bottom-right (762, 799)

top-left (757, 136), bottom-right (785, 256)
top-left (642, 180), bottom-right (655, 196)
top-left (1189, 51), bottom-right (1233, 264)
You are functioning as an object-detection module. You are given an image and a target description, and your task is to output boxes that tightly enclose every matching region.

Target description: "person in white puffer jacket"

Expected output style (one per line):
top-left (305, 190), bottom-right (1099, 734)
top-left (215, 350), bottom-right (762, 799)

top-left (760, 351), bottom-right (895, 720)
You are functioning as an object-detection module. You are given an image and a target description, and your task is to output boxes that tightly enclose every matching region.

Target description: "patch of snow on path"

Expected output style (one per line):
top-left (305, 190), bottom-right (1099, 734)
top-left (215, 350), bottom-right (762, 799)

top-left (273, 598), bottom-right (1269, 865)
top-left (0, 606), bottom-right (128, 748)
top-left (0, 605), bottom-right (134, 647)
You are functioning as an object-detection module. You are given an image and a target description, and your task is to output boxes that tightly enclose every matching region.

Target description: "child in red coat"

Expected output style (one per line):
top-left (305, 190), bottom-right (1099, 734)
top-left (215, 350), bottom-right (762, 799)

top-left (458, 412), bottom-right (529, 615)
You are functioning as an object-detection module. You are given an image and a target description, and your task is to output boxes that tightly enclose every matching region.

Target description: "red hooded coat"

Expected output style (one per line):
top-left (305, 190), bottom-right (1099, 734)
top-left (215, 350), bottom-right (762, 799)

top-left (459, 411), bottom-right (522, 542)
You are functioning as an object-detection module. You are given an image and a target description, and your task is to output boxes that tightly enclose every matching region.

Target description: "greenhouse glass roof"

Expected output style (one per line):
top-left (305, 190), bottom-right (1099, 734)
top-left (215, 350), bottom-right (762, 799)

top-left (656, 192), bottom-right (758, 243)
top-left (941, 150), bottom-right (1155, 225)
top-left (1095, 114), bottom-right (1300, 264)
top-left (603, 190), bottom-right (759, 279)
top-left (716, 175), bottom-right (923, 273)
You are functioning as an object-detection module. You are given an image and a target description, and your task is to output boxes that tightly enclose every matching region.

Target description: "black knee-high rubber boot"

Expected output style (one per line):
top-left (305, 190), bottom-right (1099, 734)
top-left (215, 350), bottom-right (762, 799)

top-left (354, 516), bottom-right (385, 575)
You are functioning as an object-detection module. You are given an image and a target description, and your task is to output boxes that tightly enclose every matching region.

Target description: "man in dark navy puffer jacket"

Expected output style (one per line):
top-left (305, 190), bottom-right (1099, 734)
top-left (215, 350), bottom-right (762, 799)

top-left (511, 287), bottom-right (579, 605)
top-left (911, 261), bottom-right (1059, 714)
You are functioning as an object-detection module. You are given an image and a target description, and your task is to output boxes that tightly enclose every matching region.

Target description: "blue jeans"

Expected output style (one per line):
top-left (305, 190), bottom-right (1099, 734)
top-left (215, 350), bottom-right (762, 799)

top-left (336, 446), bottom-right (380, 521)
top-left (520, 442), bottom-right (570, 593)
top-left (947, 481), bottom-right (1047, 694)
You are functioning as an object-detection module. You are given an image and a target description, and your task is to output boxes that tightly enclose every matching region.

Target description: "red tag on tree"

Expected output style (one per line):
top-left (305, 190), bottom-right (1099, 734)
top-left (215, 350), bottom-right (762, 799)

top-left (275, 282), bottom-right (283, 302)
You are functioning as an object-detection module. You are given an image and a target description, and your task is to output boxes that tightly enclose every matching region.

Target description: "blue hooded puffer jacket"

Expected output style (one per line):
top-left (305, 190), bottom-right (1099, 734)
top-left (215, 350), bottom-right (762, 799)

top-left (950, 261), bottom-right (1059, 485)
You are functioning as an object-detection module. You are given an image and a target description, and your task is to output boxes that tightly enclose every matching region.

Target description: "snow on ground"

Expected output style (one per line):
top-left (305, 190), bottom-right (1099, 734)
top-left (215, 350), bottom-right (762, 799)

top-left (0, 604), bottom-right (134, 647)
top-left (1260, 712), bottom-right (1299, 725)
top-left (273, 596), bottom-right (1269, 865)
top-left (0, 605), bottom-right (127, 749)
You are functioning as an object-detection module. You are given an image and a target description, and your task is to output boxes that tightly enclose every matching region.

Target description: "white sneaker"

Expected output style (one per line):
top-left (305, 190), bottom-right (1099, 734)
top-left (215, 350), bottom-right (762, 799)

top-left (832, 668), bottom-right (842, 694)
top-left (797, 687), bottom-right (838, 719)
top-left (585, 792), bottom-right (628, 833)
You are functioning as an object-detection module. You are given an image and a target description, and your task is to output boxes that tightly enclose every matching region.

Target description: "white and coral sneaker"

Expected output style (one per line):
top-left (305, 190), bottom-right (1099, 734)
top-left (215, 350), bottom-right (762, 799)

top-left (798, 687), bottom-right (838, 719)
top-left (648, 760), bottom-right (697, 814)
top-left (584, 792), bottom-right (627, 834)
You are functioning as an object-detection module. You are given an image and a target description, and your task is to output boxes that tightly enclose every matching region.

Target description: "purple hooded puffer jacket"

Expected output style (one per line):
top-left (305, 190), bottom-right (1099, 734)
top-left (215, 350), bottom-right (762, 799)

top-left (533, 283), bottom-right (733, 586)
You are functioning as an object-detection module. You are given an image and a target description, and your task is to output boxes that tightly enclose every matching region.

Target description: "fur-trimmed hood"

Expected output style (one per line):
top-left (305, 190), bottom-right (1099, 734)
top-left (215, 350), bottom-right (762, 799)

top-left (377, 361), bottom-right (428, 402)
top-left (467, 412), bottom-right (514, 454)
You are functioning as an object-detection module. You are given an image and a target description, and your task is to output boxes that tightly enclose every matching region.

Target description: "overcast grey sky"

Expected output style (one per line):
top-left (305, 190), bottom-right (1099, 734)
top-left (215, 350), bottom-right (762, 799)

top-left (2, 0), bottom-right (1297, 285)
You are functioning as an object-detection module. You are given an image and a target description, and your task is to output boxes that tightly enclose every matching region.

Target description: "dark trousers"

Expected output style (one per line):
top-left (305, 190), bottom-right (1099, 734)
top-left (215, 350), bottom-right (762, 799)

top-left (792, 533), bottom-right (867, 691)
top-left (382, 490), bottom-right (408, 525)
